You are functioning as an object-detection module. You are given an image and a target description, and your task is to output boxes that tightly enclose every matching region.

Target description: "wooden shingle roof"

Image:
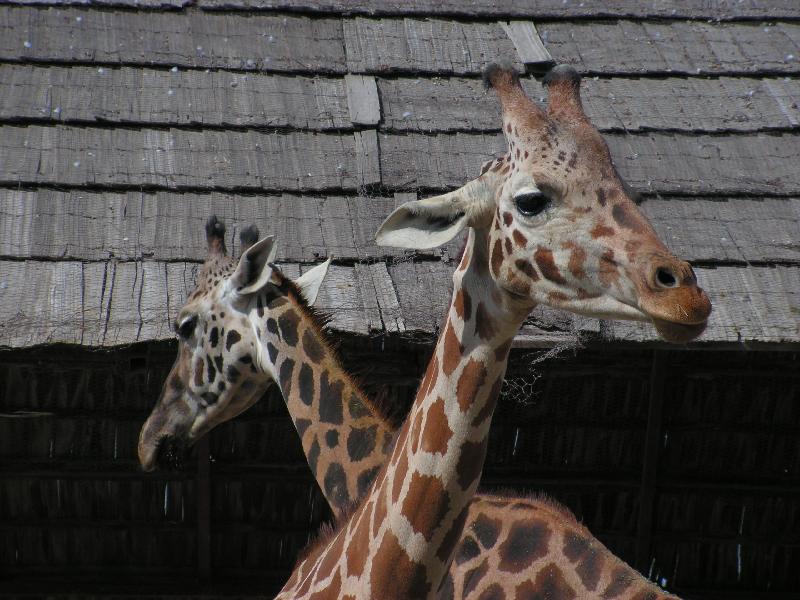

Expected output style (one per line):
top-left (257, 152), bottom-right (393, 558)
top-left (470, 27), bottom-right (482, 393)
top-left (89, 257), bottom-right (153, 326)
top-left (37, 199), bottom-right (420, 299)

top-left (0, 1), bottom-right (798, 348)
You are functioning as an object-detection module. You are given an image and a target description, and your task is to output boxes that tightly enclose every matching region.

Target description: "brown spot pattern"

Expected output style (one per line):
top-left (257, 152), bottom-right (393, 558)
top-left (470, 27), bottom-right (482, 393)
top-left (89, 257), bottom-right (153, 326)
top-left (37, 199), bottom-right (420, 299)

top-left (370, 531), bottom-right (431, 599)
top-left (454, 288), bottom-right (466, 319)
top-left (302, 329), bottom-right (325, 363)
top-left (401, 471), bottom-right (451, 542)
top-left (456, 439), bottom-right (488, 490)
top-left (599, 249), bottom-right (620, 287)
top-left (498, 519), bottom-right (552, 573)
top-left (194, 358), bottom-right (204, 387)
top-left (277, 308), bottom-right (301, 347)
top-left (515, 258), bottom-right (540, 281)
top-left (442, 321), bottom-right (462, 377)
top-left (472, 513), bottom-right (502, 549)
top-left (474, 302), bottom-right (498, 341)
top-left (612, 203), bottom-right (645, 233)
top-left (591, 224), bottom-right (615, 238)
top-left (477, 584), bottom-right (505, 600)
top-left (563, 242), bottom-right (587, 279)
top-left (512, 229), bottom-right (528, 247)
top-left (463, 558), bottom-right (490, 596)
top-left (516, 563), bottom-right (576, 600)
top-left (564, 531), bottom-right (603, 591)
top-left (420, 396), bottom-right (452, 455)
top-left (456, 357), bottom-right (488, 413)
top-left (472, 374), bottom-right (503, 427)
top-left (490, 238), bottom-right (504, 278)
top-left (534, 247), bottom-right (567, 285)
top-left (601, 566), bottom-right (635, 598)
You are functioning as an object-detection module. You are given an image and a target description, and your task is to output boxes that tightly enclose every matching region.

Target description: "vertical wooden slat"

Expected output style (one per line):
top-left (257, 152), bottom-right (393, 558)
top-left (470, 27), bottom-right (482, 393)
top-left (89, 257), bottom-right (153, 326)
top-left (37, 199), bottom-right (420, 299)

top-left (196, 436), bottom-right (211, 584)
top-left (353, 130), bottom-right (382, 187)
top-left (635, 350), bottom-right (666, 572)
top-left (500, 21), bottom-right (554, 69)
top-left (344, 74), bottom-right (381, 126)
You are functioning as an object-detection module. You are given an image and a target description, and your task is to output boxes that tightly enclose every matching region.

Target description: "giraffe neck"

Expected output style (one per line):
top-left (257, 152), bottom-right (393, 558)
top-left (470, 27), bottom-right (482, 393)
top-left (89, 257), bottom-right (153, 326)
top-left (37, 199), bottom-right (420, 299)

top-left (360, 228), bottom-right (531, 597)
top-left (251, 275), bottom-right (394, 518)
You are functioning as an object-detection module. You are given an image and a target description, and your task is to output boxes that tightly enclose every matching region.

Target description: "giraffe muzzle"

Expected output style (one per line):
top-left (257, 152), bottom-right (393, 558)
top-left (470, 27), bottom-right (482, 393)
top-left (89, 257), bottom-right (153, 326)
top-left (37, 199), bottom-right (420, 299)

top-left (640, 259), bottom-right (712, 343)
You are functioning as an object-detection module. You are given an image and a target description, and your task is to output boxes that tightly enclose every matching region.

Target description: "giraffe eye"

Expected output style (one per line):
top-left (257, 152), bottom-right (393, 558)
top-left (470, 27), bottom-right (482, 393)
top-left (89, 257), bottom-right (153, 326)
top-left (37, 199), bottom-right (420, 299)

top-left (514, 192), bottom-right (549, 217)
top-left (176, 315), bottom-right (198, 340)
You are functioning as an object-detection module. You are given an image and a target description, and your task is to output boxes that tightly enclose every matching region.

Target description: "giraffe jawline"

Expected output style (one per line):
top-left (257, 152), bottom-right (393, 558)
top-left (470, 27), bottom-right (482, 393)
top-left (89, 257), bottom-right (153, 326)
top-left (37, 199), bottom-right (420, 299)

top-left (651, 317), bottom-right (708, 344)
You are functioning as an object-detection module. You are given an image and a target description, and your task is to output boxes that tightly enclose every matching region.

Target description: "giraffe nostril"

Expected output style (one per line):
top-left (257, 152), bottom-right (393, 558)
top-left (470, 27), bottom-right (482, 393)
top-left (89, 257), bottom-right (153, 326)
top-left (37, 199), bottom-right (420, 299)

top-left (655, 267), bottom-right (678, 289)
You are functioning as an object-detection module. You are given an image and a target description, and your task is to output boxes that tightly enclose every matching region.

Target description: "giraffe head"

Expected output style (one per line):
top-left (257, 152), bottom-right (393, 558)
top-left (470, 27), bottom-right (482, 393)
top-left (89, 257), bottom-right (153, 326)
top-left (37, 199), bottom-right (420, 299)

top-left (138, 216), bottom-right (330, 471)
top-left (377, 64), bottom-right (711, 342)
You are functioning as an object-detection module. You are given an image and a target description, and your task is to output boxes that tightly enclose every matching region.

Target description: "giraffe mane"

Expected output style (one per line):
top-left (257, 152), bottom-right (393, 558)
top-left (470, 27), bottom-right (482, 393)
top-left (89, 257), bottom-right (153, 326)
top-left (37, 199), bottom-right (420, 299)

top-left (478, 488), bottom-right (581, 528)
top-left (271, 267), bottom-right (399, 430)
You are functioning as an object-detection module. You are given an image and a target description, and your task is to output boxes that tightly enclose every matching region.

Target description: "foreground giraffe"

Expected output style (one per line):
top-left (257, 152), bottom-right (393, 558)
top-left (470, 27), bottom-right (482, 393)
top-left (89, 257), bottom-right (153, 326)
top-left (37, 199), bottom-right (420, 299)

top-left (140, 63), bottom-right (710, 598)
top-left (140, 218), bottom-right (682, 599)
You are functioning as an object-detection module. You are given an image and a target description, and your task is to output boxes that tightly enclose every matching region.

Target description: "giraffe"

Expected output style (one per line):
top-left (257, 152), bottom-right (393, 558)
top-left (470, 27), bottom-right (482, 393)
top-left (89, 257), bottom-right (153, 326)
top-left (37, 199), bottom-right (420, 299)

top-left (274, 64), bottom-right (710, 598)
top-left (140, 62), bottom-right (711, 598)
top-left (139, 216), bottom-right (392, 513)
top-left (141, 221), bottom-right (685, 599)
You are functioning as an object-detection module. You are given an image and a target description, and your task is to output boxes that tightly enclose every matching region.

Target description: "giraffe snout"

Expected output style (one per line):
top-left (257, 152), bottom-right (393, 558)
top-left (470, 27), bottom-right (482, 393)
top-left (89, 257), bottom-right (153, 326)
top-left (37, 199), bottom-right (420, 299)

top-left (635, 257), bottom-right (712, 343)
top-left (646, 258), bottom-right (711, 324)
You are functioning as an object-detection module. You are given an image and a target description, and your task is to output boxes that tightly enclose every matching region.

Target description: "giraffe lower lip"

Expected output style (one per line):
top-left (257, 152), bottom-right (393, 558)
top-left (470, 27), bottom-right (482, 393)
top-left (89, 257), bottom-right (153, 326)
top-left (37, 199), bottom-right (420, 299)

top-left (651, 318), bottom-right (708, 343)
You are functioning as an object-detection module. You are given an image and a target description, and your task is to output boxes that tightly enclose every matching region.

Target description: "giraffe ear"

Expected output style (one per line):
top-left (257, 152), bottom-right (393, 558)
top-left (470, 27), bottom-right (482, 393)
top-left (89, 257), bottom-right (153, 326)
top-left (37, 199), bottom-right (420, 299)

top-left (231, 235), bottom-right (278, 295)
top-left (295, 258), bottom-right (331, 305)
top-left (376, 176), bottom-right (495, 249)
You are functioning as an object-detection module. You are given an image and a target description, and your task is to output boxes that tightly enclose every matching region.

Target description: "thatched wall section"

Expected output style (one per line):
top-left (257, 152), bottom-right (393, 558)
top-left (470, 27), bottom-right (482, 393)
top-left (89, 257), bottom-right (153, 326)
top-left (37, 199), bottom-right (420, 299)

top-left (2, 341), bottom-right (798, 598)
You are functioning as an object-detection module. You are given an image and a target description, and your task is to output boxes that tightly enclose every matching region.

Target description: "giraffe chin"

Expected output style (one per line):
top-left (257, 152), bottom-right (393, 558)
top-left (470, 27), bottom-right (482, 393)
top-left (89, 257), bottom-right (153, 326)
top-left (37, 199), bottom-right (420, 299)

top-left (651, 317), bottom-right (708, 344)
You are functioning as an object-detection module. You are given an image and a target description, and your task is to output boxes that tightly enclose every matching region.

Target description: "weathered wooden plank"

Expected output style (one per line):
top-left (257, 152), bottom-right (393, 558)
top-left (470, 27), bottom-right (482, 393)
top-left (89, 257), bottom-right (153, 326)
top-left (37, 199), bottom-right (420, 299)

top-left (0, 65), bottom-right (350, 129)
top-left (343, 17), bottom-right (523, 75)
top-left (643, 197), bottom-right (800, 265)
top-left (3, 0), bottom-right (189, 6)
top-left (0, 126), bottom-right (374, 191)
top-left (342, 18), bottom-right (800, 75)
top-left (378, 131), bottom-right (800, 195)
top-left (3, 190), bottom-right (798, 265)
top-left (500, 21), bottom-right (553, 68)
top-left (303, 264), bottom-right (376, 336)
top-left (368, 261), bottom-right (405, 333)
top-left (538, 21), bottom-right (800, 75)
top-left (195, 0), bottom-right (800, 20)
top-left (1, 260), bottom-right (797, 347)
top-left (4, 66), bottom-right (796, 134)
top-left (0, 189), bottom-right (408, 262)
top-left (385, 260), bottom-right (451, 334)
top-left (352, 263), bottom-right (384, 332)
top-left (353, 130), bottom-right (382, 187)
top-left (0, 7), bottom-right (346, 72)
top-left (377, 76), bottom-right (800, 132)
top-left (2, 8), bottom-right (797, 76)
top-left (344, 74), bottom-right (380, 126)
